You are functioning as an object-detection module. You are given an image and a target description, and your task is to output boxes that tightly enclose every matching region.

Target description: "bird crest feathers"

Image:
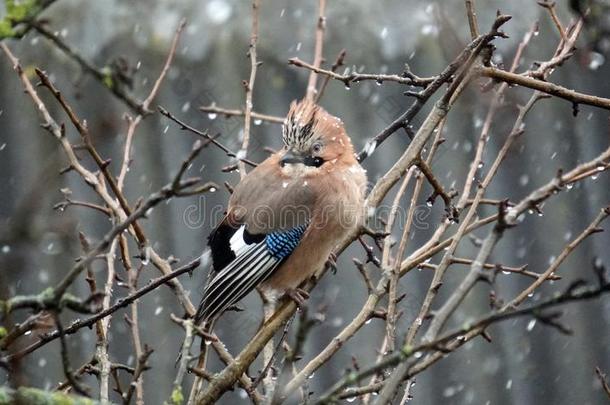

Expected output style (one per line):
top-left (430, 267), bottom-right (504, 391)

top-left (282, 99), bottom-right (345, 150)
top-left (283, 99), bottom-right (319, 149)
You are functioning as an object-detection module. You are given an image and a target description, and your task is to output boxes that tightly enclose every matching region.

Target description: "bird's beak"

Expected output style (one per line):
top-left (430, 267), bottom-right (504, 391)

top-left (280, 149), bottom-right (304, 166)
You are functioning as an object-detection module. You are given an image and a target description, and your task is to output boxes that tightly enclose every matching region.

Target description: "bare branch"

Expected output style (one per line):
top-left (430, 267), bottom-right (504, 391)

top-left (537, 1), bottom-right (567, 41)
top-left (596, 366), bottom-right (610, 400)
top-left (479, 66), bottom-right (610, 110)
top-left (169, 315), bottom-right (195, 405)
top-left (290, 57), bottom-right (434, 89)
top-left (415, 157), bottom-right (458, 221)
top-left (159, 106), bottom-right (258, 167)
top-left (238, 0), bottom-right (261, 178)
top-left (315, 49), bottom-right (346, 103)
top-left (357, 14), bottom-right (511, 163)
top-left (199, 104), bottom-right (284, 124)
top-left (305, 0), bottom-right (327, 100)
top-left (142, 18), bottom-right (186, 111)
top-left (30, 22), bottom-right (145, 114)
top-left (2, 258), bottom-right (202, 362)
top-left (318, 277), bottom-right (610, 403)
top-left (464, 0), bottom-right (479, 39)
top-left (505, 206), bottom-right (610, 309)
top-left (53, 312), bottom-right (90, 397)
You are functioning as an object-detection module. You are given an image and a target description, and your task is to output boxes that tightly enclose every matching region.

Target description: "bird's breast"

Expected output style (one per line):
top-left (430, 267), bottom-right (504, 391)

top-left (262, 163), bottom-right (367, 291)
top-left (316, 163), bottom-right (367, 231)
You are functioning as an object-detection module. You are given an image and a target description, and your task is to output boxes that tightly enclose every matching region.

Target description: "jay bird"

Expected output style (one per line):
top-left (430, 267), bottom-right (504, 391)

top-left (195, 99), bottom-right (367, 324)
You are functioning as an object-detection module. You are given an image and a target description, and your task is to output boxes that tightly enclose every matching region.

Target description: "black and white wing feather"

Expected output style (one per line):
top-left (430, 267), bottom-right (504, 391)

top-left (195, 223), bottom-right (307, 323)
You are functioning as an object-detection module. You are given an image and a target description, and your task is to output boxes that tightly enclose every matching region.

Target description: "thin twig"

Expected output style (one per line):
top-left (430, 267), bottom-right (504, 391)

top-left (97, 239), bottom-right (119, 402)
top-left (159, 106), bottom-right (258, 167)
top-left (239, 0), bottom-right (260, 178)
top-left (118, 18), bottom-right (186, 190)
top-left (53, 312), bottom-right (90, 397)
top-left (250, 313), bottom-right (296, 394)
top-left (305, 0), bottom-right (327, 100)
top-left (315, 49), bottom-right (346, 103)
top-left (596, 366), bottom-right (610, 400)
top-left (465, 0), bottom-right (480, 39)
top-left (199, 104), bottom-right (283, 124)
top-left (169, 315), bottom-right (195, 404)
top-left (53, 199), bottom-right (111, 216)
top-left (120, 236), bottom-right (147, 405)
top-left (290, 57), bottom-right (434, 89)
top-left (479, 66), bottom-right (610, 110)
top-left (415, 157), bottom-right (458, 221)
top-left (537, 1), bottom-right (567, 41)
top-left (143, 19), bottom-right (186, 111)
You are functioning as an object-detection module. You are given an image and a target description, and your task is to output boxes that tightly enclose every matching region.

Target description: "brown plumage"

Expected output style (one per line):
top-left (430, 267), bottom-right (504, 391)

top-left (195, 99), bottom-right (367, 323)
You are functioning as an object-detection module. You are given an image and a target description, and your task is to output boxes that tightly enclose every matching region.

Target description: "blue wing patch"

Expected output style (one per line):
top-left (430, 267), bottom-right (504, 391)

top-left (265, 225), bottom-right (307, 259)
top-left (196, 223), bottom-right (308, 323)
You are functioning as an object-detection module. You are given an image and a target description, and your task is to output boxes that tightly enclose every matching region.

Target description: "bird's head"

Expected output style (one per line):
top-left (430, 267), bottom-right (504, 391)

top-left (279, 99), bottom-right (357, 176)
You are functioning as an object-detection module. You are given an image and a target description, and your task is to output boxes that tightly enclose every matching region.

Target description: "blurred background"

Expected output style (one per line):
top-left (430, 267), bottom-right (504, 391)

top-left (1, 0), bottom-right (610, 403)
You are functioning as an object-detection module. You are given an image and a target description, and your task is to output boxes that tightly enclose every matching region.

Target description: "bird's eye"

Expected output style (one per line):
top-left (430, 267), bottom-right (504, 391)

top-left (303, 156), bottom-right (324, 167)
top-left (312, 142), bottom-right (323, 154)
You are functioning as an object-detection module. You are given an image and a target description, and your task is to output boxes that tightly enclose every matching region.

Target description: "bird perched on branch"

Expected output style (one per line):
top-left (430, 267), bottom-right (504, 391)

top-left (195, 98), bottom-right (367, 324)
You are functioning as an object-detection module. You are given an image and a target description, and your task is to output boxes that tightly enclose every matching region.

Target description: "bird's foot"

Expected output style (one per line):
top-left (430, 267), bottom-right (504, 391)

top-left (225, 304), bottom-right (245, 313)
top-left (325, 252), bottom-right (338, 274)
top-left (285, 288), bottom-right (310, 309)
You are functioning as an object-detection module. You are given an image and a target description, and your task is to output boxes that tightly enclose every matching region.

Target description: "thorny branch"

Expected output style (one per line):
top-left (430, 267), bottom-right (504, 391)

top-left (318, 267), bottom-right (610, 403)
top-left (289, 57), bottom-right (435, 89)
top-left (0, 138), bottom-right (213, 318)
top-left (1, 258), bottom-right (202, 363)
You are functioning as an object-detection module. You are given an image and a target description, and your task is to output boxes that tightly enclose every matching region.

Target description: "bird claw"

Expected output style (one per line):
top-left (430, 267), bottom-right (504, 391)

top-left (285, 288), bottom-right (310, 308)
top-left (226, 304), bottom-right (245, 313)
top-left (326, 252), bottom-right (338, 274)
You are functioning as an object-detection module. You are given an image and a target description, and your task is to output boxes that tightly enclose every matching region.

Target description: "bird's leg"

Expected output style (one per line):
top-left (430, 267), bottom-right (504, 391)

top-left (285, 288), bottom-right (310, 308)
